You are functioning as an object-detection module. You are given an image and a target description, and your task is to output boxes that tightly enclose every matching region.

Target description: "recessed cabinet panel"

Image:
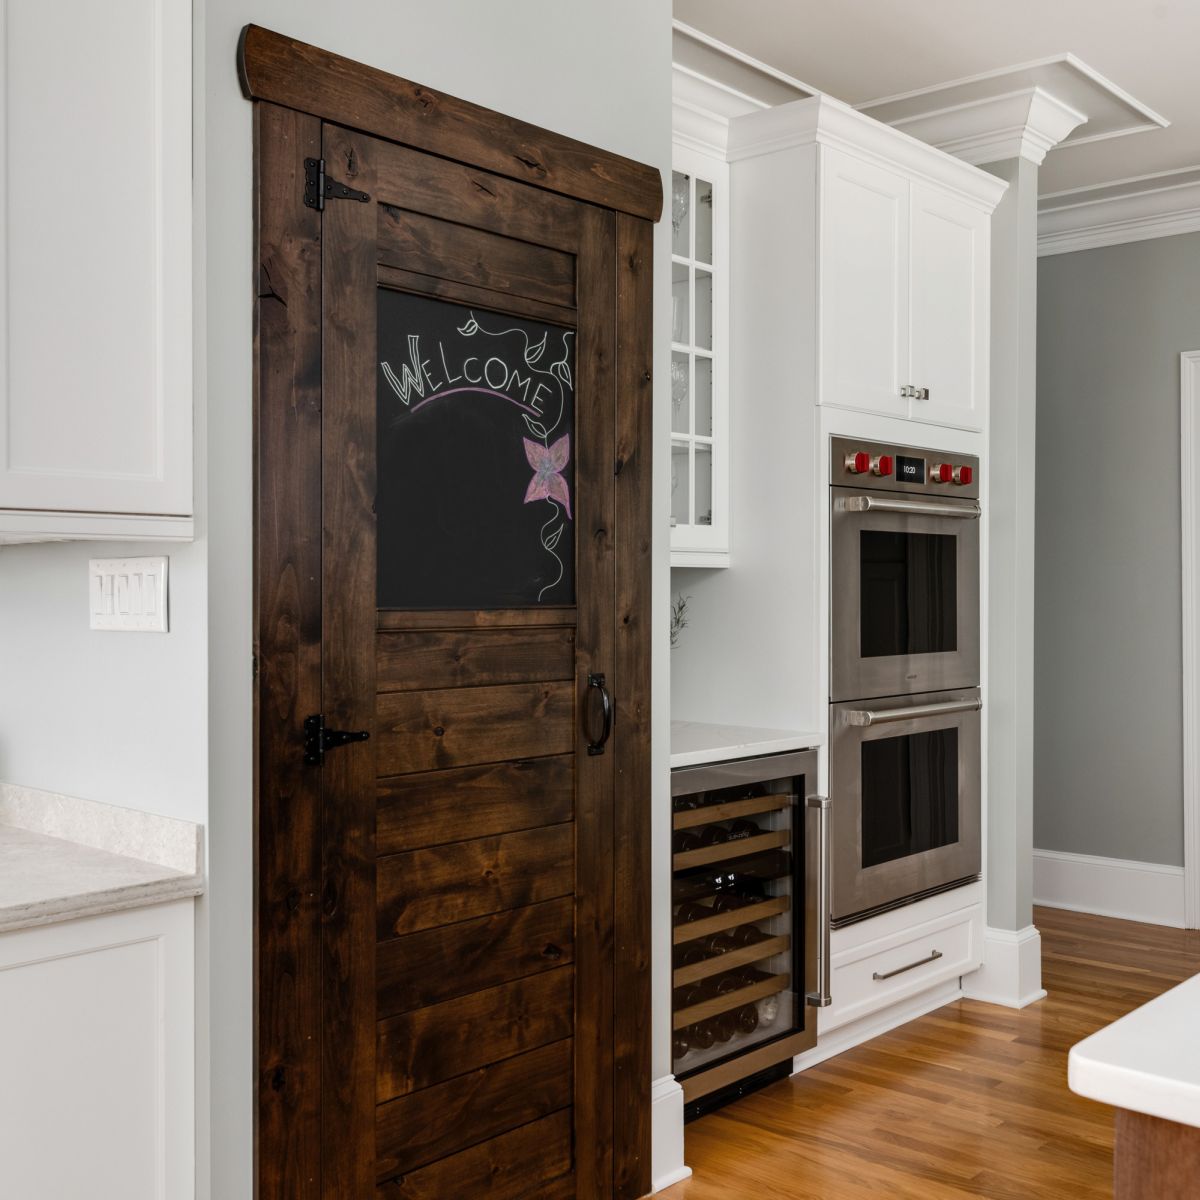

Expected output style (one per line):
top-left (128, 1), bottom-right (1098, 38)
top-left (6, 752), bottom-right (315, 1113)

top-left (909, 186), bottom-right (988, 432)
top-left (0, 0), bottom-right (192, 524)
top-left (819, 149), bottom-right (909, 420)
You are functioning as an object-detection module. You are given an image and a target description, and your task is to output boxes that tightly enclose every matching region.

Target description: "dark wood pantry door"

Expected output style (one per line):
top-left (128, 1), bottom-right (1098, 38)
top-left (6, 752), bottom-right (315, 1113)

top-left (246, 27), bottom-right (660, 1200)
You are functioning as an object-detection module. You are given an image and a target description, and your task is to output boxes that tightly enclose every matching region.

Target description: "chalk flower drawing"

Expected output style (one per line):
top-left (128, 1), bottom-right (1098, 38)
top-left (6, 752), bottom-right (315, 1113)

top-left (379, 307), bottom-right (574, 602)
top-left (523, 435), bottom-right (572, 518)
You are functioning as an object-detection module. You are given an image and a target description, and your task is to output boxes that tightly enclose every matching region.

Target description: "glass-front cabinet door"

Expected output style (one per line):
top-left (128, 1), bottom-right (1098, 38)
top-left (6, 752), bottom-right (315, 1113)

top-left (670, 142), bottom-right (729, 566)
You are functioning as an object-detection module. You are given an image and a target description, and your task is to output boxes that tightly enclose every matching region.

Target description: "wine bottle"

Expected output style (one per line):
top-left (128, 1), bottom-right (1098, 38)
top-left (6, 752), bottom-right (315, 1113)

top-left (674, 943), bottom-right (708, 968)
top-left (672, 829), bottom-right (702, 855)
top-left (726, 924), bottom-right (770, 948)
top-left (673, 1032), bottom-right (691, 1061)
top-left (673, 794), bottom-right (700, 813)
top-left (702, 932), bottom-right (736, 956)
top-left (735, 1004), bottom-right (760, 1035)
top-left (727, 819), bottom-right (762, 842)
top-left (699, 824), bottom-right (729, 848)
top-left (687, 1021), bottom-right (715, 1050)
top-left (674, 900), bottom-right (711, 924)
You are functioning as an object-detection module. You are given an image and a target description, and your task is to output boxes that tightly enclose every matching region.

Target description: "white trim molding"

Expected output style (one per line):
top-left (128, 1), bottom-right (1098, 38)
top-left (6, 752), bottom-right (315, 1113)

top-left (858, 52), bottom-right (1167, 151)
top-left (1034, 849), bottom-right (1187, 928)
top-left (1039, 169), bottom-right (1200, 256)
top-left (961, 926), bottom-right (1046, 1009)
top-left (877, 86), bottom-right (1086, 167)
top-left (1181, 350), bottom-right (1200, 929)
top-left (650, 1074), bottom-right (690, 1193)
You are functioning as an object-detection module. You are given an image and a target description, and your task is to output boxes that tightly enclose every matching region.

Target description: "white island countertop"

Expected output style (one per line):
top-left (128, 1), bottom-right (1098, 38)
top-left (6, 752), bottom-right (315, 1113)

top-left (1069, 972), bottom-right (1200, 1128)
top-left (0, 783), bottom-right (204, 933)
top-left (670, 720), bottom-right (823, 770)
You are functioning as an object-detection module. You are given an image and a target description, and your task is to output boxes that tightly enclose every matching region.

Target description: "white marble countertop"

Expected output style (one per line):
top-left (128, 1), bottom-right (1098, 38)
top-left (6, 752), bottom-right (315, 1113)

top-left (670, 720), bottom-right (823, 769)
top-left (1069, 973), bottom-right (1200, 1128)
top-left (0, 783), bottom-right (204, 933)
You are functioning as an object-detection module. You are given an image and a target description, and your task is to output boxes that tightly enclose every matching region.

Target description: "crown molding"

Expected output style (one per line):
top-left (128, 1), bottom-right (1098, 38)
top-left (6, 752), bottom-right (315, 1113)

top-left (726, 92), bottom-right (1008, 212)
top-left (1038, 168), bottom-right (1200, 255)
top-left (858, 52), bottom-right (1167, 151)
top-left (880, 86), bottom-right (1086, 166)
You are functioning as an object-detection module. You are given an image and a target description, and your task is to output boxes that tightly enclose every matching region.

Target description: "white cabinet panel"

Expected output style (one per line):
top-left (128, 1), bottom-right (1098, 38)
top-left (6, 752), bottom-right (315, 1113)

top-left (819, 149), bottom-right (909, 420)
top-left (0, 0), bottom-right (192, 532)
top-left (0, 900), bottom-right (195, 1200)
top-left (909, 186), bottom-right (989, 432)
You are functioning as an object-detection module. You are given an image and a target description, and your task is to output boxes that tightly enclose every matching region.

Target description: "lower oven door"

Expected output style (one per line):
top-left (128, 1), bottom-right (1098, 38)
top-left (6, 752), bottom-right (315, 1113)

top-left (830, 688), bottom-right (981, 925)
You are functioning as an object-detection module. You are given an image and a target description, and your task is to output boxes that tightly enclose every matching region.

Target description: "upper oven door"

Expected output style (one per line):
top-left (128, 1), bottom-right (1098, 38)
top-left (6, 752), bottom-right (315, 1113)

top-left (831, 488), bottom-right (980, 702)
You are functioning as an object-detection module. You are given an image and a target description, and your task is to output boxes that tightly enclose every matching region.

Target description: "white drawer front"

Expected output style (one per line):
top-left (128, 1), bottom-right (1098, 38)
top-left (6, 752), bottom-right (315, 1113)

top-left (822, 902), bottom-right (982, 1032)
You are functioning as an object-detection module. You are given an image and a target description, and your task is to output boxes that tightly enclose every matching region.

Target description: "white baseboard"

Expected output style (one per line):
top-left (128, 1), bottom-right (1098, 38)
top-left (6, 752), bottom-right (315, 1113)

top-left (1033, 848), bottom-right (1186, 929)
top-left (961, 925), bottom-right (1046, 1008)
top-left (650, 1074), bottom-right (690, 1193)
top-left (792, 978), bottom-right (963, 1073)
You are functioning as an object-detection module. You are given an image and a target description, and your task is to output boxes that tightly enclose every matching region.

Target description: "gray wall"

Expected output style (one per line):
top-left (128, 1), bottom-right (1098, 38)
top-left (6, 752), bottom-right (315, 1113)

top-left (1035, 232), bottom-right (1200, 866)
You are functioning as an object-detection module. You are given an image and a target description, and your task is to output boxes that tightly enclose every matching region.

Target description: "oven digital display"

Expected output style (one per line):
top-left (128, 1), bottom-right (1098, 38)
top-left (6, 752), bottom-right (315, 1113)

top-left (895, 455), bottom-right (925, 484)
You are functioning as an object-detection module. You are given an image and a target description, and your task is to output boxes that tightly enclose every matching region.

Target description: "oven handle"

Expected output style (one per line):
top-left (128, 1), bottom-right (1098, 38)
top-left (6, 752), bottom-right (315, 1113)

top-left (839, 494), bottom-right (980, 519)
top-left (805, 794), bottom-right (832, 1008)
top-left (845, 697), bottom-right (983, 728)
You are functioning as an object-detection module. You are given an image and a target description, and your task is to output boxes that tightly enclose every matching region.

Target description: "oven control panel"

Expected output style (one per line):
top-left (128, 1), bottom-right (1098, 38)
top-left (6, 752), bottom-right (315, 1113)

top-left (831, 436), bottom-right (979, 500)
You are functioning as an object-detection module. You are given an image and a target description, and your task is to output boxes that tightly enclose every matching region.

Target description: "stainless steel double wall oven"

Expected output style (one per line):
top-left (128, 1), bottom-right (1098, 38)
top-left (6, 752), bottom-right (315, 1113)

top-left (829, 436), bottom-right (982, 925)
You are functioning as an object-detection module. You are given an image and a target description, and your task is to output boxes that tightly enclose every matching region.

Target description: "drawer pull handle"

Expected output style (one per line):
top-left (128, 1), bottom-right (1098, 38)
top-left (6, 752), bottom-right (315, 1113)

top-left (873, 949), bottom-right (942, 981)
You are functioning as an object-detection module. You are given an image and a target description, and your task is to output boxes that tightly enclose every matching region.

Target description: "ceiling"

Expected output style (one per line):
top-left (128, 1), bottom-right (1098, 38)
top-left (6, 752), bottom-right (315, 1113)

top-left (672, 0), bottom-right (1200, 195)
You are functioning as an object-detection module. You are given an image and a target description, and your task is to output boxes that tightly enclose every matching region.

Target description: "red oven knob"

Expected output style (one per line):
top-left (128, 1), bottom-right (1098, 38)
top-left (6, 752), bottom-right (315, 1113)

top-left (931, 463), bottom-right (953, 483)
top-left (872, 454), bottom-right (894, 477)
top-left (954, 465), bottom-right (973, 486)
top-left (845, 451), bottom-right (871, 475)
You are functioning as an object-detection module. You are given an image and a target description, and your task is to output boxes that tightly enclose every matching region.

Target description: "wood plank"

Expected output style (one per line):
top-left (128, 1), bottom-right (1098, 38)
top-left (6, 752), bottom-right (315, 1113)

top-left (377, 626), bottom-right (575, 693)
top-left (318, 121), bottom-right (379, 1198)
top-left (377, 756), bottom-right (574, 855)
top-left (253, 102), bottom-right (323, 1200)
top-left (673, 934), bottom-right (791, 988)
top-left (673, 896), bottom-right (790, 945)
top-left (238, 25), bottom-right (663, 221)
top-left (377, 607), bottom-right (576, 630)
top-left (376, 1039), bottom-right (573, 1180)
top-left (374, 1110), bottom-right (574, 1200)
top-left (377, 265), bottom-right (578, 329)
top-left (377, 823), bottom-right (574, 938)
top-left (673, 972), bottom-right (789, 1030)
top-left (674, 793), bottom-right (797, 831)
top-left (611, 212), bottom-right (655, 1200)
top-left (376, 681), bottom-right (574, 775)
top-left (572, 203), bottom-right (617, 1200)
top-left (377, 896), bottom-right (574, 1018)
top-left (376, 966), bottom-right (573, 1102)
top-left (672, 828), bottom-right (791, 872)
top-left (679, 1030), bottom-right (816, 1104)
top-left (378, 205), bottom-right (576, 308)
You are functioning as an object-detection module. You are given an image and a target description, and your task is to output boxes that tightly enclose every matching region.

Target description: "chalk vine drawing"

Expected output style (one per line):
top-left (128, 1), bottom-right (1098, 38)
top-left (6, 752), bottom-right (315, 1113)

top-left (380, 310), bottom-right (574, 601)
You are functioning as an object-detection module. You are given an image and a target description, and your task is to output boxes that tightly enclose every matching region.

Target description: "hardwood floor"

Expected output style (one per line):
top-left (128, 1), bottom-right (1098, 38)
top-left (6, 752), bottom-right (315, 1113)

top-left (661, 907), bottom-right (1200, 1199)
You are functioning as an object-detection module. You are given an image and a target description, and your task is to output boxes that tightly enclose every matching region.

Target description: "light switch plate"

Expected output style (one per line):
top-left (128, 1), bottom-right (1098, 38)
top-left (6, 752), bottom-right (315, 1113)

top-left (89, 557), bottom-right (169, 632)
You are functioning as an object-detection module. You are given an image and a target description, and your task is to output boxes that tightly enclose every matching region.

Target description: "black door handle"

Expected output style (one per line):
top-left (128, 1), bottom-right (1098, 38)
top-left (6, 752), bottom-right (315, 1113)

top-left (585, 673), bottom-right (613, 756)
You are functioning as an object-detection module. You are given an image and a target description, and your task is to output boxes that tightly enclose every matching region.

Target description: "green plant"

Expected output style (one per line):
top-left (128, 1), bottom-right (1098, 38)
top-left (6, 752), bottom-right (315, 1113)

top-left (670, 593), bottom-right (691, 649)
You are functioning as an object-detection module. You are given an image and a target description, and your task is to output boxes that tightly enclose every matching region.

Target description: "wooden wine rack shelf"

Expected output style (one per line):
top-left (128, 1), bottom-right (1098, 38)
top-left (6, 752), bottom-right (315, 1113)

top-left (672, 827), bottom-right (790, 872)
top-left (673, 934), bottom-right (791, 988)
top-left (672, 792), bottom-right (797, 831)
top-left (673, 895), bottom-right (790, 945)
top-left (673, 972), bottom-right (789, 1030)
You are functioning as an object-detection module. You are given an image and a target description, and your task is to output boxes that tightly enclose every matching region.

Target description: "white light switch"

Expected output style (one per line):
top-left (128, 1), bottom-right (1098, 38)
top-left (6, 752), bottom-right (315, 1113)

top-left (89, 557), bottom-right (169, 632)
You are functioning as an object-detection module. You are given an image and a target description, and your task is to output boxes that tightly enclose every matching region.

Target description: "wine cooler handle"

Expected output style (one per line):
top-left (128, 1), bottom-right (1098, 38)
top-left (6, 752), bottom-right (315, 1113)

top-left (585, 672), bottom-right (613, 756)
top-left (806, 794), bottom-right (832, 1008)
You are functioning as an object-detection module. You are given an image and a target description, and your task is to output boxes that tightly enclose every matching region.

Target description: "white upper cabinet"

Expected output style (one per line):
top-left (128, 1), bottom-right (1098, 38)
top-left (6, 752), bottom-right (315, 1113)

top-left (820, 151), bottom-right (910, 422)
top-left (908, 184), bottom-right (989, 432)
top-left (728, 96), bottom-right (1005, 435)
top-left (670, 141), bottom-right (730, 567)
top-left (0, 0), bottom-right (192, 542)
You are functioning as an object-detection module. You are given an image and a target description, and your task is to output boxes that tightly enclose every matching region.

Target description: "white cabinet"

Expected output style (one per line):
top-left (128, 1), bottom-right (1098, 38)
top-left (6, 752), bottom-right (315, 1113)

top-left (728, 96), bottom-right (1005, 436)
top-left (0, 0), bottom-right (193, 543)
top-left (820, 152), bottom-right (910, 421)
top-left (0, 900), bottom-right (195, 1199)
top-left (818, 146), bottom-right (992, 431)
top-left (670, 142), bottom-right (729, 567)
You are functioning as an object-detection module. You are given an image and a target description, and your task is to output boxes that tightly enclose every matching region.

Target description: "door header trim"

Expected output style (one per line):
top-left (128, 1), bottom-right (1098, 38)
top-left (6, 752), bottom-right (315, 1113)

top-left (237, 24), bottom-right (663, 222)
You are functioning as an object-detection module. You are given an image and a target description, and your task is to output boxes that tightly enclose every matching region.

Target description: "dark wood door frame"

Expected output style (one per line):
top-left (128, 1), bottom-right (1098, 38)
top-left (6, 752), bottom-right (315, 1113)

top-left (245, 26), bottom-right (659, 1200)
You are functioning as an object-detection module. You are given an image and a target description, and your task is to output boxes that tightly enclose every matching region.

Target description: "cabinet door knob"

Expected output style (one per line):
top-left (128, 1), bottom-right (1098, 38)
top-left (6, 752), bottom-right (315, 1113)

top-left (915, 386), bottom-right (930, 401)
top-left (900, 385), bottom-right (915, 399)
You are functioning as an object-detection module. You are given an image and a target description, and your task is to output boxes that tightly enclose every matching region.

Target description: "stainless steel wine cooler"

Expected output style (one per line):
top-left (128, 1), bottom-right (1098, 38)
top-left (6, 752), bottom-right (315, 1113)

top-left (670, 748), bottom-right (825, 1116)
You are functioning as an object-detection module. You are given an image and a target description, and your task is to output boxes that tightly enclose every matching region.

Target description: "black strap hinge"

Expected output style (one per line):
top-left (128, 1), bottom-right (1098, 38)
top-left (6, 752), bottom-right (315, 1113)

top-left (303, 157), bottom-right (370, 212)
top-left (303, 714), bottom-right (370, 766)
